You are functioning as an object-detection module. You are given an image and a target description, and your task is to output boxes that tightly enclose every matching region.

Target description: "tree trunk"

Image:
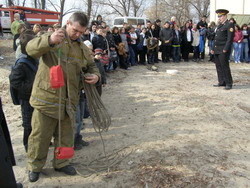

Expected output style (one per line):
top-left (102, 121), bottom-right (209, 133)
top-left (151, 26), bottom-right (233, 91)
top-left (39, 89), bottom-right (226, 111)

top-left (59, 0), bottom-right (65, 26)
top-left (8, 0), bottom-right (14, 6)
top-left (34, 0), bottom-right (37, 8)
top-left (41, 0), bottom-right (46, 9)
top-left (87, 0), bottom-right (92, 19)
top-left (22, 0), bottom-right (27, 7)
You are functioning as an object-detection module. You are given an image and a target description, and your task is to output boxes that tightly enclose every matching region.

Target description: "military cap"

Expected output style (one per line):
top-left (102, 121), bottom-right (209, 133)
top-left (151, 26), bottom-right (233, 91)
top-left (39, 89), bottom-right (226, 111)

top-left (216, 9), bottom-right (229, 16)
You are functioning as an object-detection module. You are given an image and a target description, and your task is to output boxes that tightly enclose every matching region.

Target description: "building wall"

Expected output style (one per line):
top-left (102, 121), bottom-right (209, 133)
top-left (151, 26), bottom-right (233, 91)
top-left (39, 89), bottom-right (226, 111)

top-left (210, 0), bottom-right (250, 22)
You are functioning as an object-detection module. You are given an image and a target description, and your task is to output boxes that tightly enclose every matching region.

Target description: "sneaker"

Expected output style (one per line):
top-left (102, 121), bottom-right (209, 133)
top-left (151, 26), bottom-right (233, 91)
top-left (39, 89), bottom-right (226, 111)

top-left (55, 165), bottom-right (77, 175)
top-left (0, 56), bottom-right (4, 60)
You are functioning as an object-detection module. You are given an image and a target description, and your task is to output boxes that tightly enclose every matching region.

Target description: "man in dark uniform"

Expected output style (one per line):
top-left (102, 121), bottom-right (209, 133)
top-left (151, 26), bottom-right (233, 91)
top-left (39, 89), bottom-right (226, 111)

top-left (211, 9), bottom-right (234, 90)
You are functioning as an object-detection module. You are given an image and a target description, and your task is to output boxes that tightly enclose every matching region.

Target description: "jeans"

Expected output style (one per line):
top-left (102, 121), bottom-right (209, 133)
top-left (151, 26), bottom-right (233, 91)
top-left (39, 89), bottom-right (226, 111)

top-left (242, 40), bottom-right (249, 62)
top-left (233, 42), bottom-right (243, 62)
top-left (75, 98), bottom-right (85, 136)
top-left (128, 45), bottom-right (136, 65)
top-left (193, 46), bottom-right (199, 60)
top-left (230, 44), bottom-right (234, 61)
top-left (208, 40), bottom-right (215, 60)
top-left (172, 46), bottom-right (180, 62)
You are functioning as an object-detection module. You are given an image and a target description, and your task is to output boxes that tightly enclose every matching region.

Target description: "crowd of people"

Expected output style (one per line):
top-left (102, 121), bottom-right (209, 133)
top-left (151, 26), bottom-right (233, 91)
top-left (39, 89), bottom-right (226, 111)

top-left (0, 8), bottom-right (249, 186)
top-left (3, 12), bottom-right (250, 66)
top-left (76, 14), bottom-right (250, 69)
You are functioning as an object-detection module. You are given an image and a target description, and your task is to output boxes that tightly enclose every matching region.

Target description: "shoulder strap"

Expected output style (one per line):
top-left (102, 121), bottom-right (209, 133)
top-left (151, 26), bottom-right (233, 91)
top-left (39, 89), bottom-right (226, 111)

top-left (15, 58), bottom-right (37, 72)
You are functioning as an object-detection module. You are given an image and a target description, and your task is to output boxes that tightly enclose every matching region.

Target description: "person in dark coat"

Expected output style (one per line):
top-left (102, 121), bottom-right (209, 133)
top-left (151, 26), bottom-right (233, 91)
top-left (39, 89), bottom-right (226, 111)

top-left (172, 24), bottom-right (182, 62)
top-left (197, 15), bottom-right (208, 29)
top-left (207, 21), bottom-right (216, 61)
top-left (112, 27), bottom-right (123, 67)
top-left (159, 21), bottom-right (173, 62)
top-left (92, 27), bottom-right (108, 51)
top-left (146, 23), bottom-right (159, 63)
top-left (181, 21), bottom-right (193, 62)
top-left (0, 97), bottom-right (23, 188)
top-left (81, 27), bottom-right (90, 41)
top-left (96, 15), bottom-right (103, 26)
top-left (211, 9), bottom-right (234, 90)
top-left (155, 19), bottom-right (162, 61)
top-left (9, 30), bottom-right (38, 152)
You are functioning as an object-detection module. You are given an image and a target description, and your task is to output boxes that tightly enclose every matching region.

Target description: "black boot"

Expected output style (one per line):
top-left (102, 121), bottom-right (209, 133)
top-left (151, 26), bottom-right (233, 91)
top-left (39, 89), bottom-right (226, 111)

top-left (55, 165), bottom-right (77, 175)
top-left (16, 182), bottom-right (23, 188)
top-left (74, 134), bottom-right (82, 150)
top-left (78, 134), bottom-right (90, 147)
top-left (28, 171), bottom-right (40, 182)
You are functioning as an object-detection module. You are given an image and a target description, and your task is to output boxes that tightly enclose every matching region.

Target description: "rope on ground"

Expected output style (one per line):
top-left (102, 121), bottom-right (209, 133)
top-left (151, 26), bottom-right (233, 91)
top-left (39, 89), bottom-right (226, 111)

top-left (79, 75), bottom-right (134, 177)
top-left (75, 146), bottom-right (135, 177)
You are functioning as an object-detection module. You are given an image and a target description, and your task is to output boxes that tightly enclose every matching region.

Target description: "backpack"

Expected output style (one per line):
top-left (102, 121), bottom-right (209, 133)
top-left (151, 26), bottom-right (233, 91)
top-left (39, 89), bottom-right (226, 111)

top-left (9, 57), bottom-right (37, 105)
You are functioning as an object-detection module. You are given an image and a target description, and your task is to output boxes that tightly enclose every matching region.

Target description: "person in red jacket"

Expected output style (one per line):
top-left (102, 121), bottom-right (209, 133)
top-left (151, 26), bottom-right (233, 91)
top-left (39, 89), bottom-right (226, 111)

top-left (233, 24), bottom-right (243, 63)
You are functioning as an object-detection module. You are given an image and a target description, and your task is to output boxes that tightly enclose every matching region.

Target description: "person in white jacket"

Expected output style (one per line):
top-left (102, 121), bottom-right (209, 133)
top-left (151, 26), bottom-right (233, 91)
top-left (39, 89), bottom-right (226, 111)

top-left (192, 24), bottom-right (200, 62)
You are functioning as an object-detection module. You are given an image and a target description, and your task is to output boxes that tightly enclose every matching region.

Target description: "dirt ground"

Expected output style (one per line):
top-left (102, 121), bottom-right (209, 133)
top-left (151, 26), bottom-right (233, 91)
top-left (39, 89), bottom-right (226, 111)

top-left (1, 38), bottom-right (250, 188)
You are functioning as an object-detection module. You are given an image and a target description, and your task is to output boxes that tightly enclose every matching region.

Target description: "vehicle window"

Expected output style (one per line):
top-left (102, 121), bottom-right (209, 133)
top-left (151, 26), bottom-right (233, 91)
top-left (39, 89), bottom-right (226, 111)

top-left (127, 18), bottom-right (137, 25)
top-left (4, 11), bottom-right (10, 17)
top-left (114, 18), bottom-right (124, 25)
top-left (138, 19), bottom-right (144, 25)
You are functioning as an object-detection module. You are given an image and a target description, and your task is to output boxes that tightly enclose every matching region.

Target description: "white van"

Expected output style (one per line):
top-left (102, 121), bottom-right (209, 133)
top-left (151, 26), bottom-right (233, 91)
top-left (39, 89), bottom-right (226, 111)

top-left (113, 17), bottom-right (149, 28)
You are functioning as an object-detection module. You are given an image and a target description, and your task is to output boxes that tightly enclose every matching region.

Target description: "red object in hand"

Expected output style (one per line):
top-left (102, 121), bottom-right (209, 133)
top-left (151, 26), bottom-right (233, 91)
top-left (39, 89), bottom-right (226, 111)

top-left (55, 147), bottom-right (74, 159)
top-left (50, 65), bottom-right (65, 88)
top-left (100, 54), bottom-right (110, 65)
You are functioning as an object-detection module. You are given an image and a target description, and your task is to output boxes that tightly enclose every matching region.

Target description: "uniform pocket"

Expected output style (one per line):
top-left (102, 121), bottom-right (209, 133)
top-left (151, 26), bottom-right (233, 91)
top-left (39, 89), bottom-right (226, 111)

top-left (38, 80), bottom-right (57, 94)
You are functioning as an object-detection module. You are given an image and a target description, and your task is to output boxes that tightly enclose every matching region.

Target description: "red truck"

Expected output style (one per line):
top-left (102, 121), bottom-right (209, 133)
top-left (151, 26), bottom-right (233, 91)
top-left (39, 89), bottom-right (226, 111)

top-left (0, 5), bottom-right (60, 32)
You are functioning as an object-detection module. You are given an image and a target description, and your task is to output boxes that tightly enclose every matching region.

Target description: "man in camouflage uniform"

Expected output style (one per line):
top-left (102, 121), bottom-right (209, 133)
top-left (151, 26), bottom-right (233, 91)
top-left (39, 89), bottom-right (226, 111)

top-left (26, 12), bottom-right (100, 182)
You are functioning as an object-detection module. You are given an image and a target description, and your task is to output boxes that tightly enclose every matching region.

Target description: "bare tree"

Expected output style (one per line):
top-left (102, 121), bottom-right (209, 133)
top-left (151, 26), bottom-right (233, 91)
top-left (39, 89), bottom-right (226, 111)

top-left (146, 0), bottom-right (209, 25)
top-left (145, 0), bottom-right (191, 25)
top-left (87, 0), bottom-right (92, 18)
top-left (8, 0), bottom-right (14, 6)
top-left (34, 0), bottom-right (37, 8)
top-left (188, 0), bottom-right (210, 18)
top-left (48, 0), bottom-right (81, 25)
top-left (131, 0), bottom-right (144, 16)
top-left (22, 0), bottom-right (27, 6)
top-left (99, 0), bottom-right (145, 17)
top-left (41, 0), bottom-right (46, 9)
top-left (100, 0), bottom-right (131, 16)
